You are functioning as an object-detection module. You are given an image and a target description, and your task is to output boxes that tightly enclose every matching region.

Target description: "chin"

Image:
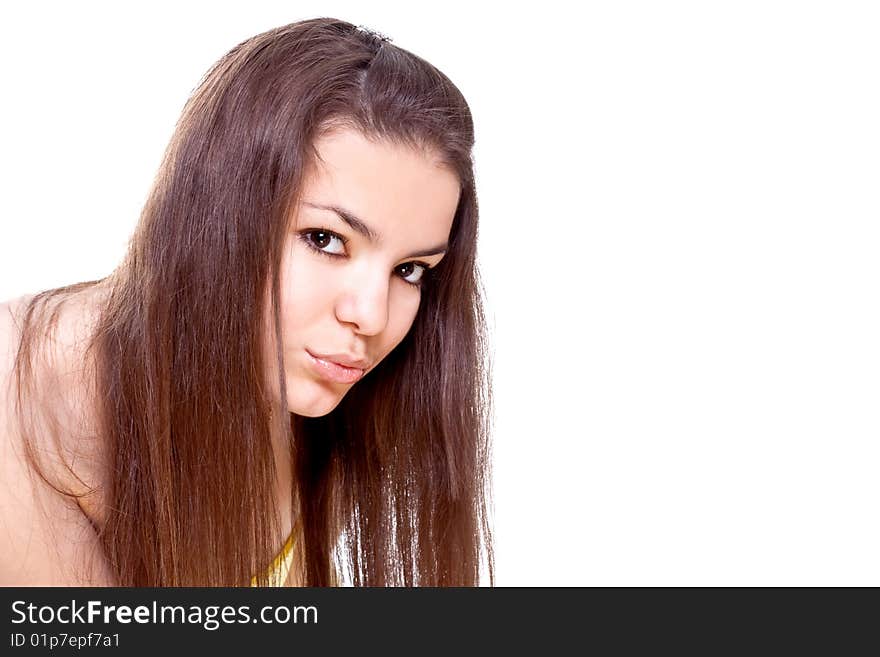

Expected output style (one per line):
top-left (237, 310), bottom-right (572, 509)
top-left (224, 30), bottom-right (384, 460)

top-left (290, 406), bottom-right (337, 419)
top-left (286, 386), bottom-right (346, 418)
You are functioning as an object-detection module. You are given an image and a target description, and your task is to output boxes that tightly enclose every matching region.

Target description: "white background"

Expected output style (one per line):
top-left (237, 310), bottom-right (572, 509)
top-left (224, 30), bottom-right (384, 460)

top-left (1, 1), bottom-right (878, 585)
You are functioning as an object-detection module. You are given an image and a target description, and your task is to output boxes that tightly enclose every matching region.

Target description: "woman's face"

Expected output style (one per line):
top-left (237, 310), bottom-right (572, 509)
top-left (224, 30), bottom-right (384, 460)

top-left (276, 127), bottom-right (460, 417)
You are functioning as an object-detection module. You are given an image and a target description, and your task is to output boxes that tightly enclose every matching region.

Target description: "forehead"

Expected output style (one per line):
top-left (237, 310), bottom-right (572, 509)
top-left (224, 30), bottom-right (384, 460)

top-left (300, 128), bottom-right (460, 238)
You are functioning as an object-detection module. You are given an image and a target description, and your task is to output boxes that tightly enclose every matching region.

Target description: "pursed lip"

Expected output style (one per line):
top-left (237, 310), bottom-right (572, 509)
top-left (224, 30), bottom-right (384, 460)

top-left (307, 350), bottom-right (370, 370)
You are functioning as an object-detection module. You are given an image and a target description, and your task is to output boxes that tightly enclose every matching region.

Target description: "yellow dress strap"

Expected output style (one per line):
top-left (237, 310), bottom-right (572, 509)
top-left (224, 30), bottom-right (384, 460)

top-left (251, 527), bottom-right (297, 587)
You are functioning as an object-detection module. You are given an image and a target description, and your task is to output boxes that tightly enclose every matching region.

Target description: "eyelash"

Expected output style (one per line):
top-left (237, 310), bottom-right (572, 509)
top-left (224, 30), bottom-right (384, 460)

top-left (297, 228), bottom-right (435, 289)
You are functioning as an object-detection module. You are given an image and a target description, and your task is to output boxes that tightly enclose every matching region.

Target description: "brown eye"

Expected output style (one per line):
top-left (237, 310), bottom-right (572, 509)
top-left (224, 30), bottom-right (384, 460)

top-left (397, 262), bottom-right (427, 287)
top-left (301, 229), bottom-right (346, 256)
top-left (312, 231), bottom-right (332, 248)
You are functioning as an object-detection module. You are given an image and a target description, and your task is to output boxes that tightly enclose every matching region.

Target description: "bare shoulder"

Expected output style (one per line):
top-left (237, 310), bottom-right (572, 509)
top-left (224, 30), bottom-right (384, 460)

top-left (0, 292), bottom-right (115, 585)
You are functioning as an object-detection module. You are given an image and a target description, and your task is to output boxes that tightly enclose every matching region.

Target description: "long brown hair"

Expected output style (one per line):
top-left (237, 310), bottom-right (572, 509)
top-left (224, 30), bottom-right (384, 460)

top-left (9, 17), bottom-right (493, 586)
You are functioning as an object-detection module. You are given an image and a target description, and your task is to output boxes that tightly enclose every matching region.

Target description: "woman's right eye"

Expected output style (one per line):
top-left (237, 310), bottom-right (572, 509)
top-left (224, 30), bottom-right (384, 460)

top-left (300, 229), bottom-right (347, 257)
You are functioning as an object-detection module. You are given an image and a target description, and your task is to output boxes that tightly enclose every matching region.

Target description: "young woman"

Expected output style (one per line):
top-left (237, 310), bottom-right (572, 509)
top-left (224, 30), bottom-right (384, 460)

top-left (0, 18), bottom-right (494, 586)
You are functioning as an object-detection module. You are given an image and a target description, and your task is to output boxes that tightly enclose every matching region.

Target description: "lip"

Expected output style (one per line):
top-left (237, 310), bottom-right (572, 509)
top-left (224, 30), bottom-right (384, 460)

top-left (308, 351), bottom-right (370, 369)
top-left (306, 350), bottom-right (366, 384)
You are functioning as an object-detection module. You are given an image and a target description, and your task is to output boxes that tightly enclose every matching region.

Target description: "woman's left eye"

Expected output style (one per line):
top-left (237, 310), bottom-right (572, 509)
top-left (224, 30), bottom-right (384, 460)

top-left (396, 261), bottom-right (428, 286)
top-left (299, 229), bottom-right (432, 288)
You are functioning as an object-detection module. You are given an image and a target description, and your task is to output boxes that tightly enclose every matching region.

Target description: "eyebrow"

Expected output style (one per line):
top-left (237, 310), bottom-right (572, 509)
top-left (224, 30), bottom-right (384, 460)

top-left (302, 201), bottom-right (449, 258)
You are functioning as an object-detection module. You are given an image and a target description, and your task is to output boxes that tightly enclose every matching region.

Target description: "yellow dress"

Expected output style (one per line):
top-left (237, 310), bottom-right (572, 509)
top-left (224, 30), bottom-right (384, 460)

top-left (251, 530), bottom-right (296, 587)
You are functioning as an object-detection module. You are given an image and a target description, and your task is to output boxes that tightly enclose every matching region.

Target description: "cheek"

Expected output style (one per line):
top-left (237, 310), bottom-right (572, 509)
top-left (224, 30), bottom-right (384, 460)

top-left (278, 250), bottom-right (328, 330)
top-left (375, 295), bottom-right (421, 360)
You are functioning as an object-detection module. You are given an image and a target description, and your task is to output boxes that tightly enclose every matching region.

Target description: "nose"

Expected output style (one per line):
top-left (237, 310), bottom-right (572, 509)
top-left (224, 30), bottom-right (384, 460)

top-left (334, 265), bottom-right (390, 336)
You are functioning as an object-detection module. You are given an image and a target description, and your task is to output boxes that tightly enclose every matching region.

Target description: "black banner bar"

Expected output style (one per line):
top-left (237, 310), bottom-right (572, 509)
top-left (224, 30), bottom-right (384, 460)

top-left (0, 587), bottom-right (873, 654)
